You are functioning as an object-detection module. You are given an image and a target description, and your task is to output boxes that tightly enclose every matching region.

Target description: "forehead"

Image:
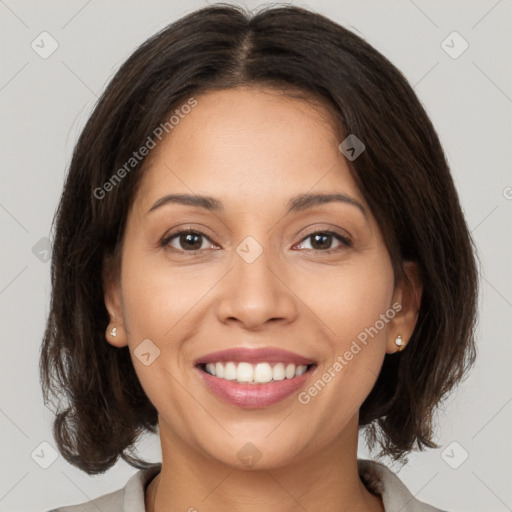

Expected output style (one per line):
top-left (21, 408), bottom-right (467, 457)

top-left (133, 86), bottom-right (366, 215)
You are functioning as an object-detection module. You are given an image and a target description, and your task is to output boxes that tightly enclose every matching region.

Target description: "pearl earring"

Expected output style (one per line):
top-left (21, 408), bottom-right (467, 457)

top-left (110, 327), bottom-right (117, 337)
top-left (395, 335), bottom-right (404, 351)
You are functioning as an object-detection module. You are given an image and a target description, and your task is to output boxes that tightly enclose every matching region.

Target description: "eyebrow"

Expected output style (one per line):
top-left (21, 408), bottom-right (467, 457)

top-left (147, 192), bottom-right (367, 217)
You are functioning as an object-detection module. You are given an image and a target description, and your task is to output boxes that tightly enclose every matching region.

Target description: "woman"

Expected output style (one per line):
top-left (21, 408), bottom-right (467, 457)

top-left (41, 4), bottom-right (478, 511)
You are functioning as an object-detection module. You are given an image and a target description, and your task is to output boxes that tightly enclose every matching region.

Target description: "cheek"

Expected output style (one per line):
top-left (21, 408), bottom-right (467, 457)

top-left (295, 251), bottom-right (394, 411)
top-left (117, 249), bottom-right (200, 421)
top-left (297, 249), bottom-right (395, 345)
top-left (119, 243), bottom-right (206, 339)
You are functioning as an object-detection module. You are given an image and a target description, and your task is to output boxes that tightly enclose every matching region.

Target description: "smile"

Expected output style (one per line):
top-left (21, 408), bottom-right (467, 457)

top-left (194, 347), bottom-right (317, 408)
top-left (200, 361), bottom-right (313, 384)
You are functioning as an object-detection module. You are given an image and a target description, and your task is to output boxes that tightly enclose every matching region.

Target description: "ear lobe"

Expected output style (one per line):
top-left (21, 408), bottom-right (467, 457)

top-left (102, 256), bottom-right (128, 348)
top-left (387, 261), bottom-right (423, 354)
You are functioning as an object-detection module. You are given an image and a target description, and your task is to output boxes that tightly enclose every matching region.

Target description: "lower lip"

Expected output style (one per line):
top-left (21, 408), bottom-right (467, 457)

top-left (196, 366), bottom-right (316, 409)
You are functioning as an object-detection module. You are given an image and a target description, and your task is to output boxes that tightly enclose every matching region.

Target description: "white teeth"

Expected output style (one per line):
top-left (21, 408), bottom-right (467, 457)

top-left (285, 363), bottom-right (296, 379)
top-left (237, 362), bottom-right (253, 382)
top-left (215, 362), bottom-right (224, 378)
top-left (254, 363), bottom-right (273, 383)
top-left (295, 365), bottom-right (307, 376)
top-left (272, 362), bottom-right (285, 381)
top-left (202, 361), bottom-right (311, 383)
top-left (224, 361), bottom-right (237, 380)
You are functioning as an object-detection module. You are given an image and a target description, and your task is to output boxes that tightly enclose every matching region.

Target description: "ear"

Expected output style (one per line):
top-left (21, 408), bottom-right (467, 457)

top-left (386, 260), bottom-right (423, 354)
top-left (103, 254), bottom-right (128, 348)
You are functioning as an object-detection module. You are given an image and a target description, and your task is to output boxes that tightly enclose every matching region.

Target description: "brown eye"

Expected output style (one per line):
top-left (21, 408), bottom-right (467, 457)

top-left (296, 230), bottom-right (352, 252)
top-left (162, 230), bottom-right (213, 252)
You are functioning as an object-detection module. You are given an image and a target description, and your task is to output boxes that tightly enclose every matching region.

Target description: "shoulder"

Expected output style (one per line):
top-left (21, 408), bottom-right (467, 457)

top-left (357, 459), bottom-right (448, 512)
top-left (46, 463), bottom-right (161, 512)
top-left (46, 487), bottom-right (122, 512)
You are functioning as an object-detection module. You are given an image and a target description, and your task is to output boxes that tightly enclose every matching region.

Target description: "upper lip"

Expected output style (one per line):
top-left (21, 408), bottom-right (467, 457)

top-left (195, 347), bottom-right (316, 366)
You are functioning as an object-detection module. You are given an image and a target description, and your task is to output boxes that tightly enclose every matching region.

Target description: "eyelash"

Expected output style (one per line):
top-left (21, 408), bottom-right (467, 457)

top-left (160, 228), bottom-right (352, 254)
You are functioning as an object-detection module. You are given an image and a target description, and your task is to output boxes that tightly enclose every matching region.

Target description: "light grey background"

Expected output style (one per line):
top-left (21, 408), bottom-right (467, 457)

top-left (1, 0), bottom-right (511, 511)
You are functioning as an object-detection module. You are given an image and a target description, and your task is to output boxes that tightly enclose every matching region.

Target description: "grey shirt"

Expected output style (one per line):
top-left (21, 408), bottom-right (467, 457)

top-left (49, 459), bottom-right (446, 512)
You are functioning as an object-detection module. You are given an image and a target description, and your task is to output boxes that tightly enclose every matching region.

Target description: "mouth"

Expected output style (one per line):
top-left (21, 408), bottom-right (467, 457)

top-left (197, 361), bottom-right (317, 384)
top-left (194, 347), bottom-right (318, 408)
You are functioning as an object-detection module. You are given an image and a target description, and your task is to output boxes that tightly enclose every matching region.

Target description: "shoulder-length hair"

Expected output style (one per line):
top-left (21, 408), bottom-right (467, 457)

top-left (40, 3), bottom-right (479, 474)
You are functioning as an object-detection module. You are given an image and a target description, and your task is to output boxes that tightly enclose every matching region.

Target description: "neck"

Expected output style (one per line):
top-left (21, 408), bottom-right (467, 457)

top-left (145, 415), bottom-right (384, 512)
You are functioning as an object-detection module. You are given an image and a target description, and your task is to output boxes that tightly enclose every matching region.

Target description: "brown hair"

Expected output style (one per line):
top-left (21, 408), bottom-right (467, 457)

top-left (40, 3), bottom-right (479, 474)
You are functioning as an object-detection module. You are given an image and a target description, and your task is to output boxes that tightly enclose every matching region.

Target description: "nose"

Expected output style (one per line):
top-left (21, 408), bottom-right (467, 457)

top-left (216, 242), bottom-right (298, 331)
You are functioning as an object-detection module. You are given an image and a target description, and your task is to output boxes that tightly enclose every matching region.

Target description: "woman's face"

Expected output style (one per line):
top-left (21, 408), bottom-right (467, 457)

top-left (105, 86), bottom-right (420, 469)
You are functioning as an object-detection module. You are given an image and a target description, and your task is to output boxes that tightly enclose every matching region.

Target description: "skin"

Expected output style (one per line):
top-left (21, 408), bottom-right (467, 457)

top-left (104, 86), bottom-right (422, 512)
